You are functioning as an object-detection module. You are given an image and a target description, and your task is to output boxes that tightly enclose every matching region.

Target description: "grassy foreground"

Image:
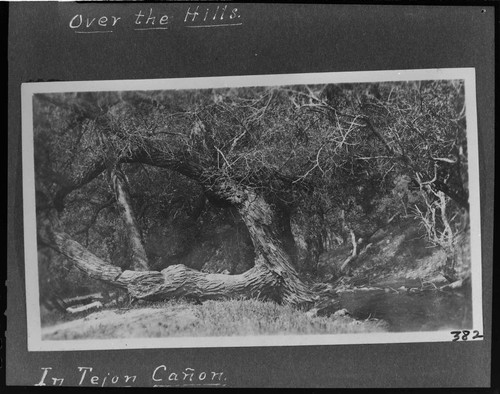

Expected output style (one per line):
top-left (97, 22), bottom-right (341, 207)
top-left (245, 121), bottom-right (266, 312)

top-left (42, 298), bottom-right (388, 340)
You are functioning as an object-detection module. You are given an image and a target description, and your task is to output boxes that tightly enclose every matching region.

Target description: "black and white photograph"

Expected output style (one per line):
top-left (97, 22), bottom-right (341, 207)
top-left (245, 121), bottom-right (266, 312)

top-left (21, 69), bottom-right (483, 351)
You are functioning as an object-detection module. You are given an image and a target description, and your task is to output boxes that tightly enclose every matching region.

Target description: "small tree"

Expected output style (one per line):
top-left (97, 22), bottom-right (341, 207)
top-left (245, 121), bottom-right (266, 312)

top-left (412, 170), bottom-right (468, 282)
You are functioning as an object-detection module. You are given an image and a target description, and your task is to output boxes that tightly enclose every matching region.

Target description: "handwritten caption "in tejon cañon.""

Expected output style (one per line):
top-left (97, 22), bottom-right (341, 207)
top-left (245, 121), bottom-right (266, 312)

top-left (69, 5), bottom-right (242, 33)
top-left (35, 366), bottom-right (227, 387)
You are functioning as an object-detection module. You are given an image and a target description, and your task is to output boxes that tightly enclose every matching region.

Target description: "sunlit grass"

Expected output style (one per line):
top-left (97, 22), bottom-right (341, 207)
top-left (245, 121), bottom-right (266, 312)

top-left (191, 298), bottom-right (387, 336)
top-left (42, 298), bottom-right (388, 340)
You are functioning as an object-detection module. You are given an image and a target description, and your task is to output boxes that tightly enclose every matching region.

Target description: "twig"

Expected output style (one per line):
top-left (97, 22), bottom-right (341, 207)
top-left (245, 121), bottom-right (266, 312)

top-left (215, 146), bottom-right (231, 169)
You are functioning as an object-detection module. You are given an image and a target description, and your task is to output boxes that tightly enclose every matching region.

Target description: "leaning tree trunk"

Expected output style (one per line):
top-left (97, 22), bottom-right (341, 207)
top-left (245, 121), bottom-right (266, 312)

top-left (109, 165), bottom-right (149, 271)
top-left (209, 180), bottom-right (315, 306)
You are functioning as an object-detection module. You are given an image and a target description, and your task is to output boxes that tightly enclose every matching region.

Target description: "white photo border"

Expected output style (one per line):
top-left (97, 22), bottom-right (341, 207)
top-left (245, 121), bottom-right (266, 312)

top-left (21, 68), bottom-right (483, 352)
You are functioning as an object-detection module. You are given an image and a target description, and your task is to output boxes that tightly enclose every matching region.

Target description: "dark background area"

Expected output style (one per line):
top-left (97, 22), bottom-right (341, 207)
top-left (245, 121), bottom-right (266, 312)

top-left (7, 2), bottom-right (494, 387)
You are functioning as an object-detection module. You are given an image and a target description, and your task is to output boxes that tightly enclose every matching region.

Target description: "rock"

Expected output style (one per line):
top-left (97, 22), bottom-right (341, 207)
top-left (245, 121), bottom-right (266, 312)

top-left (369, 228), bottom-right (388, 243)
top-left (356, 286), bottom-right (379, 291)
top-left (440, 279), bottom-right (463, 291)
top-left (332, 308), bottom-right (351, 318)
top-left (306, 308), bottom-right (318, 318)
top-left (316, 299), bottom-right (342, 317)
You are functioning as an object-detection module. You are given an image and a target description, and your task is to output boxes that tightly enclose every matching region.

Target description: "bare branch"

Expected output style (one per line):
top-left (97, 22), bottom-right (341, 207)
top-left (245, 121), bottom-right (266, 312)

top-left (74, 197), bottom-right (115, 236)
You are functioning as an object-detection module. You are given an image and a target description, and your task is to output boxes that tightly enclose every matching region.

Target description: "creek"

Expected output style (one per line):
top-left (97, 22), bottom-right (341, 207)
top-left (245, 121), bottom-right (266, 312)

top-left (337, 280), bottom-right (472, 332)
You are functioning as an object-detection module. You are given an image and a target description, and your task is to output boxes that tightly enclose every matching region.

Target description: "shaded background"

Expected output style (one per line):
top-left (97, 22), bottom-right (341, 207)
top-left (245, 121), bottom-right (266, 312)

top-left (7, 2), bottom-right (494, 387)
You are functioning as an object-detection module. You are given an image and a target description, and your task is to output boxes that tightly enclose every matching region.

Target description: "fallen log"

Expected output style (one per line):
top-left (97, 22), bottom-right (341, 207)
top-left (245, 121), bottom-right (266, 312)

top-left (63, 292), bottom-right (104, 307)
top-left (66, 301), bottom-right (103, 314)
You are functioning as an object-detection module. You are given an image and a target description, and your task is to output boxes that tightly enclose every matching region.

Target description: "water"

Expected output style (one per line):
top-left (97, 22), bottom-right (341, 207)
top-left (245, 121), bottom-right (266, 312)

top-left (338, 284), bottom-right (472, 332)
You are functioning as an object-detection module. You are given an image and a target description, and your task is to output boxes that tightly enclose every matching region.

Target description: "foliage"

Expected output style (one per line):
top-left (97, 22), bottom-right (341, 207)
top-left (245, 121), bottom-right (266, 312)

top-left (33, 79), bottom-right (471, 301)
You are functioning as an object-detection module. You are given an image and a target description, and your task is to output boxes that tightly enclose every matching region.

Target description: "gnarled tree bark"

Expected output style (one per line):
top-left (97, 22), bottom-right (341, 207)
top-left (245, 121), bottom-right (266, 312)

top-left (209, 180), bottom-right (315, 306)
top-left (38, 210), bottom-right (288, 303)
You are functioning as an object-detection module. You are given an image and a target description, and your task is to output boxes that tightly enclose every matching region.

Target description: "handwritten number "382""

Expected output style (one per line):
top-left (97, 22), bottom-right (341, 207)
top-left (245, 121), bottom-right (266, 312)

top-left (450, 330), bottom-right (483, 341)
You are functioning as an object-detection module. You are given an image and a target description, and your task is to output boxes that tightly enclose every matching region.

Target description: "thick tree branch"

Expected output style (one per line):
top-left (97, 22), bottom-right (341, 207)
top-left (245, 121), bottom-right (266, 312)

top-left (74, 197), bottom-right (115, 236)
top-left (53, 158), bottom-right (108, 212)
top-left (38, 209), bottom-right (289, 304)
top-left (209, 180), bottom-right (315, 306)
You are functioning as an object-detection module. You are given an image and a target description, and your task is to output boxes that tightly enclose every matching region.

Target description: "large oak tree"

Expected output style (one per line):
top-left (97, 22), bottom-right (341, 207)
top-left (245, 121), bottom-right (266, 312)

top-left (34, 81), bottom-right (469, 307)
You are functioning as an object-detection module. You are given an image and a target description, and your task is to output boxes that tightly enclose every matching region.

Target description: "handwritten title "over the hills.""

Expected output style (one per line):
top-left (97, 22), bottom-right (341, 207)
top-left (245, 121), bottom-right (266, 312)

top-left (69, 5), bottom-right (243, 34)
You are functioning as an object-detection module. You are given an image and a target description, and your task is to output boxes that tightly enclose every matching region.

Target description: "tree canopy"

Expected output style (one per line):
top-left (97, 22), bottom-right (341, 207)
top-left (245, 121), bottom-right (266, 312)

top-left (34, 79), bottom-right (469, 307)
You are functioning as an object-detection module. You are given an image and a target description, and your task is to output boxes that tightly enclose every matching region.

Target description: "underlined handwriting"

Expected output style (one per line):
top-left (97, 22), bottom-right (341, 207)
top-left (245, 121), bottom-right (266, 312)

top-left (68, 5), bottom-right (242, 34)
